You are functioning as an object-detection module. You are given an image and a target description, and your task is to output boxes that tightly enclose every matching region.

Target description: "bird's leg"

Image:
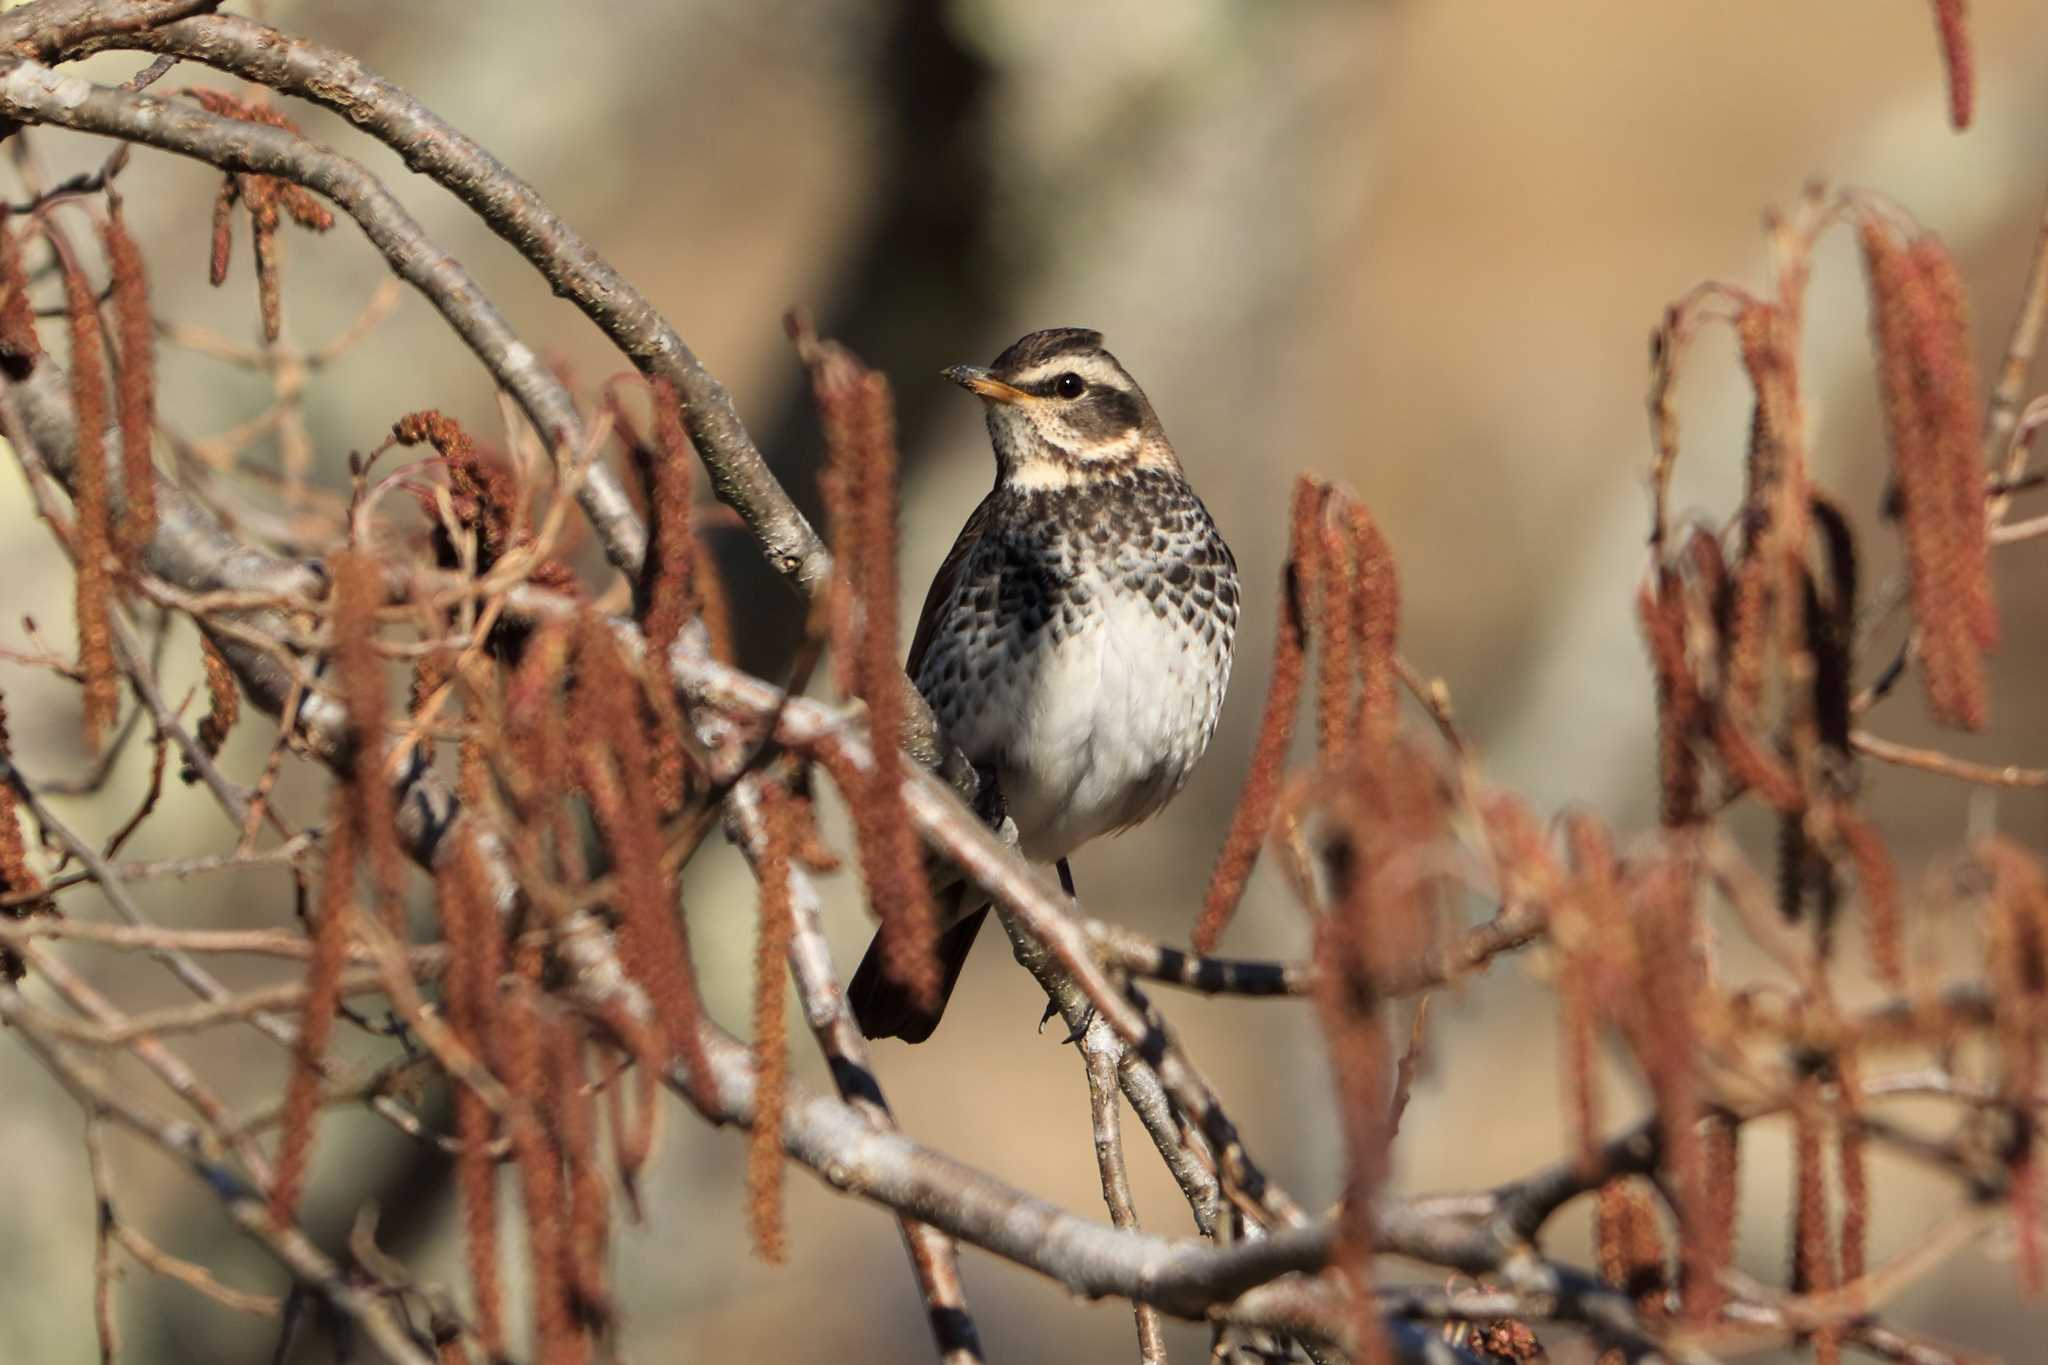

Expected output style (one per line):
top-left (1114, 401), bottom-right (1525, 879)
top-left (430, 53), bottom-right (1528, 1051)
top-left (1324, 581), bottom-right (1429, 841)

top-left (1037, 857), bottom-right (1099, 1043)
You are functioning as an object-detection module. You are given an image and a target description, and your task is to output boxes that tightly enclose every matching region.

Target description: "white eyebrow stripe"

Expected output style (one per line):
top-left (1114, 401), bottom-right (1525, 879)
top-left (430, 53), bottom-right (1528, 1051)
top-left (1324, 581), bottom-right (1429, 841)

top-left (1010, 354), bottom-right (1130, 390)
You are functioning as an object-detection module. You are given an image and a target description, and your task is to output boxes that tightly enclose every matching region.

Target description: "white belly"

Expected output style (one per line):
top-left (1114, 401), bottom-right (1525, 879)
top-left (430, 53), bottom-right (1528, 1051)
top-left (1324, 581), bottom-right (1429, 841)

top-left (950, 590), bottom-right (1227, 862)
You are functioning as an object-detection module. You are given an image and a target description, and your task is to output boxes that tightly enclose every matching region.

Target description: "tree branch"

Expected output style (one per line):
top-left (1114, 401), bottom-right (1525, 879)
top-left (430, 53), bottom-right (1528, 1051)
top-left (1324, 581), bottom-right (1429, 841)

top-left (35, 12), bottom-right (966, 778)
top-left (0, 52), bottom-right (651, 579)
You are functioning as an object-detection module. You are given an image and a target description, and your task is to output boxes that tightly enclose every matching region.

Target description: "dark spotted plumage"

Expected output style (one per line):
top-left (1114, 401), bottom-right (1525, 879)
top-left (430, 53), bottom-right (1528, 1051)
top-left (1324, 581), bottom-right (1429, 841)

top-left (850, 329), bottom-right (1239, 1043)
top-left (913, 468), bottom-right (1237, 850)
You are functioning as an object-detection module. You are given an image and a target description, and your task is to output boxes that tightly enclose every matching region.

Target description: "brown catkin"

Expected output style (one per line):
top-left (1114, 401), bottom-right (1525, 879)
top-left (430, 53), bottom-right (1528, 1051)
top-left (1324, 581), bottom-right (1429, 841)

top-left (1559, 951), bottom-right (1599, 1176)
top-left (1344, 496), bottom-right (1400, 749)
top-left (641, 377), bottom-right (700, 662)
top-left (207, 178), bottom-right (236, 286)
top-left (1791, 1075), bottom-right (1840, 1364)
top-left (1682, 525), bottom-right (1729, 623)
top-left (500, 988), bottom-right (580, 1365)
top-left (569, 618), bottom-right (713, 1100)
top-left (2015, 1143), bottom-right (2044, 1298)
top-left (246, 174), bottom-right (283, 343)
top-left (0, 693), bottom-right (50, 981)
top-left (438, 833), bottom-right (505, 1356)
top-left (1313, 493), bottom-right (1358, 765)
top-left (271, 789), bottom-right (355, 1224)
top-left (195, 634), bottom-right (239, 761)
top-left (850, 370), bottom-right (936, 1008)
top-left (550, 1017), bottom-right (610, 1323)
top-left (1309, 746), bottom-right (1448, 1266)
top-left (0, 208), bottom-right (41, 378)
top-left (1908, 233), bottom-right (1996, 654)
top-left (183, 91), bottom-right (334, 338)
top-left (331, 552), bottom-right (403, 931)
top-left (808, 339), bottom-right (937, 1009)
top-left (1979, 841), bottom-right (2048, 1037)
top-left (1479, 791), bottom-right (1562, 931)
top-left (1979, 835), bottom-right (2047, 1290)
top-left (637, 379), bottom-right (701, 817)
top-left (1334, 745), bottom-right (1448, 988)
top-left (1596, 1179), bottom-right (1669, 1319)
top-left (1637, 571), bottom-right (1701, 827)
top-left (1561, 814), bottom-right (1625, 1174)
top-left (1834, 1058), bottom-right (1869, 1287)
top-left (1838, 810), bottom-right (1904, 987)
top-left (1694, 1111), bottom-right (1739, 1321)
top-left (505, 619), bottom-right (571, 741)
top-left (1630, 856), bottom-right (1712, 1315)
top-left (101, 203), bottom-right (157, 564)
top-left (1309, 909), bottom-right (1394, 1365)
top-left (1710, 710), bottom-right (1804, 813)
top-left (1931, 0), bottom-right (1974, 130)
top-left (1192, 475), bottom-right (1316, 952)
top-left (1722, 551), bottom-right (1772, 717)
top-left (407, 644), bottom-right (456, 720)
top-left (1736, 304), bottom-right (1802, 512)
top-left (746, 782), bottom-right (799, 1263)
top-left (395, 410), bottom-right (522, 574)
top-left (1858, 218), bottom-right (1986, 729)
top-left (60, 242), bottom-right (117, 751)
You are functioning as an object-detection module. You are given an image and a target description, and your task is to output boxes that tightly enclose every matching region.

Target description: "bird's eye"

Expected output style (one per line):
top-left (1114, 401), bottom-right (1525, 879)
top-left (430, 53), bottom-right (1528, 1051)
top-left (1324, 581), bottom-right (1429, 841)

top-left (1054, 372), bottom-right (1085, 399)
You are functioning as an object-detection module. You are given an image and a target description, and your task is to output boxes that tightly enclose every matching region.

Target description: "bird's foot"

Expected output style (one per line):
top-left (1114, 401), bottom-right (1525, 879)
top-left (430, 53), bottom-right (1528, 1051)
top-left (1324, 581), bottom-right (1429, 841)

top-left (1037, 998), bottom-right (1096, 1044)
top-left (1032, 998), bottom-right (1097, 1039)
top-left (1062, 1007), bottom-right (1096, 1045)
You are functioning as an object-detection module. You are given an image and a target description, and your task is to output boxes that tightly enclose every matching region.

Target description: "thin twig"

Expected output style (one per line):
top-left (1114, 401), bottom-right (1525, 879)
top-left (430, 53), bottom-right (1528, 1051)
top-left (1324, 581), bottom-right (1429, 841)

top-left (1084, 1012), bottom-right (1169, 1364)
top-left (0, 984), bottom-right (435, 1365)
top-left (1851, 729), bottom-right (2048, 787)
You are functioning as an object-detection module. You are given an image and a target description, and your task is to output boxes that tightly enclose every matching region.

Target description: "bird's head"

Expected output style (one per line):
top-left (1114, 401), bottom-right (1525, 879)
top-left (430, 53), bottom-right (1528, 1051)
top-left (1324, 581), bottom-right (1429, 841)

top-left (945, 328), bottom-right (1177, 489)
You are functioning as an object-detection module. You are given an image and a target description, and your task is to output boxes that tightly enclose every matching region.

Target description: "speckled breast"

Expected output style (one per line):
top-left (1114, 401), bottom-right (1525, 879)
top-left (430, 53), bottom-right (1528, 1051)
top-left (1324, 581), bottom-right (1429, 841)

top-left (915, 469), bottom-right (1240, 861)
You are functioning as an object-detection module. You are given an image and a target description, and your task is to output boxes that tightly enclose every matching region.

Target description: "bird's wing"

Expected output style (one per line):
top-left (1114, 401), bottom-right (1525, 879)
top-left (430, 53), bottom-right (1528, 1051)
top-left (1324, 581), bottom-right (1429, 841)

top-left (905, 488), bottom-right (999, 683)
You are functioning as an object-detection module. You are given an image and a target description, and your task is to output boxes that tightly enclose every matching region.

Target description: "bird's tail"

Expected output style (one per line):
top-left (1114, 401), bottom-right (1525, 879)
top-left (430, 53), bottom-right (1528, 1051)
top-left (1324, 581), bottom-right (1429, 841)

top-left (847, 886), bottom-right (989, 1043)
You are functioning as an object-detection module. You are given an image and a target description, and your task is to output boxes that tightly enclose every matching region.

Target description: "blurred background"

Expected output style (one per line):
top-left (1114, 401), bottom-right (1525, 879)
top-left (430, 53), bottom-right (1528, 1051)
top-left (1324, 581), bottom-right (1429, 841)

top-left (3, 1), bottom-right (2047, 1360)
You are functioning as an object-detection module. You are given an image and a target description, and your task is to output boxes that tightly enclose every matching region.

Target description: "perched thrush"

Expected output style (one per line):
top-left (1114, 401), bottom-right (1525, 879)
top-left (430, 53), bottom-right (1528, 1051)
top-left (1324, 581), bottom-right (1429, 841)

top-left (849, 328), bottom-right (1240, 1041)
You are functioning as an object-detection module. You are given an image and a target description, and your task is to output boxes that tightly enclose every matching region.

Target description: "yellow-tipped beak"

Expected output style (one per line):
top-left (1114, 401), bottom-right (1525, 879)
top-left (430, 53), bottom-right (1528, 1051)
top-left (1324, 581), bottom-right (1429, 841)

top-left (944, 365), bottom-right (1031, 404)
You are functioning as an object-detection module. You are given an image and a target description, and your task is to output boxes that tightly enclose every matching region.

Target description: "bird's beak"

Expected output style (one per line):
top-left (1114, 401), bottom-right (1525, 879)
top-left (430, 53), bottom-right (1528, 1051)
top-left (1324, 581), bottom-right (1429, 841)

top-left (944, 365), bottom-right (1031, 404)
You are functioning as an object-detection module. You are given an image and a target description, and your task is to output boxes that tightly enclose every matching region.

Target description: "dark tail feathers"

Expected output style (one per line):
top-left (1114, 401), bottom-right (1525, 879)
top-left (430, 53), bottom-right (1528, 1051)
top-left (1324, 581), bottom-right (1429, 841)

top-left (847, 901), bottom-right (989, 1043)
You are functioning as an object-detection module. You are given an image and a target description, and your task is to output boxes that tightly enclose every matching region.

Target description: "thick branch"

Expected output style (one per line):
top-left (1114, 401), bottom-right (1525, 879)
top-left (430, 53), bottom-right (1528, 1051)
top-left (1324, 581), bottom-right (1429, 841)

top-left (0, 0), bottom-right (219, 57)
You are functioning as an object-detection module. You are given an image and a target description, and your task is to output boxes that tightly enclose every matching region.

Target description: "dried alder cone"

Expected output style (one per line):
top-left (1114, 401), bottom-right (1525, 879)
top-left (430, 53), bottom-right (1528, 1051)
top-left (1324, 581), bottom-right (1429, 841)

top-left (0, 22), bottom-right (2038, 1364)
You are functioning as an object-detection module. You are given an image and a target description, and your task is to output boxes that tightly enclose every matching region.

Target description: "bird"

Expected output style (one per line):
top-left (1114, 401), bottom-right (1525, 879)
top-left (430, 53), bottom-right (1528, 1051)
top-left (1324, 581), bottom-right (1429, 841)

top-left (848, 327), bottom-right (1240, 1042)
